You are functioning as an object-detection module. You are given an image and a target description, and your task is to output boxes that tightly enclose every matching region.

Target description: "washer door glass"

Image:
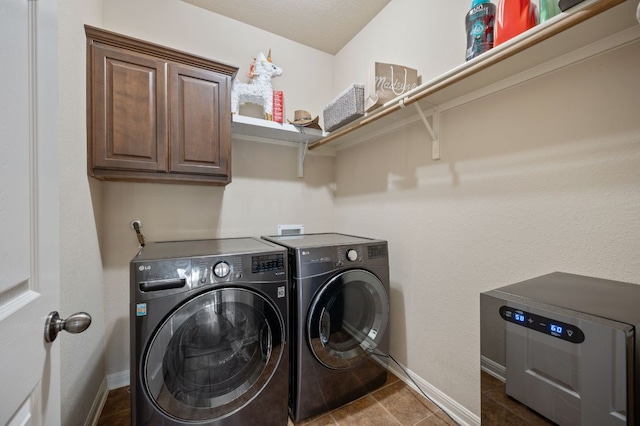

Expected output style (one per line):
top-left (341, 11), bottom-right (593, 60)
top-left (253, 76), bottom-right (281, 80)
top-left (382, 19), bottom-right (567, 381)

top-left (144, 288), bottom-right (284, 421)
top-left (307, 269), bottom-right (389, 369)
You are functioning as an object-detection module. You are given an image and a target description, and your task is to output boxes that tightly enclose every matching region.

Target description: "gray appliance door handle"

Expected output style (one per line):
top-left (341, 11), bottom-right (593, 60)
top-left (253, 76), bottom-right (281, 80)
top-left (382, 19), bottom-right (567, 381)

top-left (260, 321), bottom-right (272, 362)
top-left (320, 308), bottom-right (331, 346)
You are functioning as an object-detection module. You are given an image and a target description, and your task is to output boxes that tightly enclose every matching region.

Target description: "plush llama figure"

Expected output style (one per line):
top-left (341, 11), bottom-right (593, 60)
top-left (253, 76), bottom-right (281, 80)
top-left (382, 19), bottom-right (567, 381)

top-left (231, 50), bottom-right (283, 120)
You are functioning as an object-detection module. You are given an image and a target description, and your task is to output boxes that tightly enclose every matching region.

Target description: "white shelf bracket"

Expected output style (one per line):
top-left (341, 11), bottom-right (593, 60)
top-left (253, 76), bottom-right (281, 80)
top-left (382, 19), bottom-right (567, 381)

top-left (298, 142), bottom-right (305, 178)
top-left (297, 136), bottom-right (312, 178)
top-left (413, 103), bottom-right (441, 160)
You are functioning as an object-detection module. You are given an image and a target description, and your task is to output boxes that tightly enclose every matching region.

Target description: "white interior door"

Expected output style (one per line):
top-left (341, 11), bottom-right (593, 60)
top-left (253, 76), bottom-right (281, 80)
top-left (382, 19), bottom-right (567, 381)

top-left (0, 0), bottom-right (61, 424)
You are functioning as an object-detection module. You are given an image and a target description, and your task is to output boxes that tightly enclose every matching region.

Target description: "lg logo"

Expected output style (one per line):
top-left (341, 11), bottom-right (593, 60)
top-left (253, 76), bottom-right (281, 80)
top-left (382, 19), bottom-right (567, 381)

top-left (138, 265), bottom-right (151, 271)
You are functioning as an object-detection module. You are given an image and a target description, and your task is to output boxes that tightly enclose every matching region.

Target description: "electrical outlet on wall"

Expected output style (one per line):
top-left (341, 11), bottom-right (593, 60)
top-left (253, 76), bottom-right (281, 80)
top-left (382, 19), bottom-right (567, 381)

top-left (278, 224), bottom-right (304, 236)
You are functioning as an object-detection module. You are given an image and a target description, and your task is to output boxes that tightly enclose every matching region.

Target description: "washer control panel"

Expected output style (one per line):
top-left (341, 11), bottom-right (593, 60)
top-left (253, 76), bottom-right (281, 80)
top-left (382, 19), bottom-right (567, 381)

top-left (500, 306), bottom-right (585, 343)
top-left (251, 253), bottom-right (285, 273)
top-left (192, 252), bottom-right (285, 286)
top-left (213, 261), bottom-right (230, 278)
top-left (346, 249), bottom-right (358, 262)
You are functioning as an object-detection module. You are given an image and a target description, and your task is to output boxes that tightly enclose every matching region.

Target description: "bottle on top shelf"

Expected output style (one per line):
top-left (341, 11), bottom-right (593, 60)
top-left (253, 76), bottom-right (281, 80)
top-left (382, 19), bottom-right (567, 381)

top-left (465, 0), bottom-right (497, 61)
top-left (539, 0), bottom-right (561, 22)
top-left (494, 0), bottom-right (539, 46)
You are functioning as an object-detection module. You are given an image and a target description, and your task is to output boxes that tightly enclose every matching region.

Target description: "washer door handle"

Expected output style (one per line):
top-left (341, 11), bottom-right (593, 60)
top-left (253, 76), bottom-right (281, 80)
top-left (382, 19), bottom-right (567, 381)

top-left (320, 308), bottom-right (331, 346)
top-left (260, 321), bottom-right (272, 362)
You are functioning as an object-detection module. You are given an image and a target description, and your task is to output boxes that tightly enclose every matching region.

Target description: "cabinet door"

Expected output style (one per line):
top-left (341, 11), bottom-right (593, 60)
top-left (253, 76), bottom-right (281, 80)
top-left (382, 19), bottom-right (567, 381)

top-left (91, 43), bottom-right (168, 172)
top-left (168, 63), bottom-right (231, 182)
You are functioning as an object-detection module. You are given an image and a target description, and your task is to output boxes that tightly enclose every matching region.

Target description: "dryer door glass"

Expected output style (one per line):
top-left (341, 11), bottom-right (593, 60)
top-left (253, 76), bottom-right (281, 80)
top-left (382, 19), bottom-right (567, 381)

top-left (143, 288), bottom-right (284, 421)
top-left (307, 269), bottom-right (389, 369)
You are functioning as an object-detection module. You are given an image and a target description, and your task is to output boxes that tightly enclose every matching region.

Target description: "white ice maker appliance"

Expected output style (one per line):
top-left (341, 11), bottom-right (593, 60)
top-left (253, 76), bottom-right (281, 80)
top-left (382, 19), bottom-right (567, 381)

top-left (481, 272), bottom-right (640, 426)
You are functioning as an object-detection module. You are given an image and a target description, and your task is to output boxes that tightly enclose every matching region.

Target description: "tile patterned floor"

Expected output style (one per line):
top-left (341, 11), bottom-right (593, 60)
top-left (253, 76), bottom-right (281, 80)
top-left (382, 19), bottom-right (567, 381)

top-left (98, 372), bottom-right (458, 425)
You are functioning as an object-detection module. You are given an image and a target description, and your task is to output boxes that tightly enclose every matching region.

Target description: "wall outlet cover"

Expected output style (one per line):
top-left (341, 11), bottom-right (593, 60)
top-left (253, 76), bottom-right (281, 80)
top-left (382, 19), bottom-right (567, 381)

top-left (278, 224), bottom-right (304, 236)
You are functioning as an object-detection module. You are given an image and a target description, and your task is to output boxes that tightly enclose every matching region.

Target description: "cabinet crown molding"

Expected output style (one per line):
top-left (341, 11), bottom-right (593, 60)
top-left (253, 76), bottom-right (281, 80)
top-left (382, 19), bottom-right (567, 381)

top-left (85, 25), bottom-right (238, 77)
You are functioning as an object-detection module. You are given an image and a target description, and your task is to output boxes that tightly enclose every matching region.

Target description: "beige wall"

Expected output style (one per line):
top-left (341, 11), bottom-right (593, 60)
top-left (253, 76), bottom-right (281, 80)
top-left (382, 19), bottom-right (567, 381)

top-left (58, 0), bottom-right (106, 425)
top-left (333, 0), bottom-right (470, 91)
top-left (334, 38), bottom-right (640, 417)
top-left (330, 1), bottom-right (640, 417)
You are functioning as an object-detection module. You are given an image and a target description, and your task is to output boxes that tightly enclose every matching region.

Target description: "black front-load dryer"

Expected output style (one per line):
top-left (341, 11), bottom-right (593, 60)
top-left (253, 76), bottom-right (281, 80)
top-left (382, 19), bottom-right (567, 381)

top-left (262, 233), bottom-right (391, 423)
top-left (130, 237), bottom-right (289, 425)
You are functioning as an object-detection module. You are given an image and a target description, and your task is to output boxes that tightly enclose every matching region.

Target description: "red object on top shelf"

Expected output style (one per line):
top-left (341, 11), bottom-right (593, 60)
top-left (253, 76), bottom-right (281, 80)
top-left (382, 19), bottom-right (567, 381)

top-left (495, 0), bottom-right (539, 46)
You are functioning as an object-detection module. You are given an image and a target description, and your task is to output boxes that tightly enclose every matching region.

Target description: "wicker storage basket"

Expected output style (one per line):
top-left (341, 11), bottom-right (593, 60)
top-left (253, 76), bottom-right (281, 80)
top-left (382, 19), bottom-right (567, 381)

top-left (323, 84), bottom-right (365, 132)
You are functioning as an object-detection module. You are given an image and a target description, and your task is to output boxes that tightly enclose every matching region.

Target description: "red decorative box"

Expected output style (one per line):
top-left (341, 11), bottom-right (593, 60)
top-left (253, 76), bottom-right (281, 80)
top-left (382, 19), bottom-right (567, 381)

top-left (273, 91), bottom-right (284, 123)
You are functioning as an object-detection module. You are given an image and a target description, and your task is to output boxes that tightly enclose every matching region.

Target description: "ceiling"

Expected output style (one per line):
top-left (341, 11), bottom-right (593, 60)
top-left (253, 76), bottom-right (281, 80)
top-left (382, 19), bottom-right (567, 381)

top-left (181, 0), bottom-right (391, 55)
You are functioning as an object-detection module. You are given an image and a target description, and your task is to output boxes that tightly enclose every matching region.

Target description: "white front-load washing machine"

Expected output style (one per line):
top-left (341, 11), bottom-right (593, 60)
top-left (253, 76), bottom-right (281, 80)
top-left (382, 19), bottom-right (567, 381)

top-left (262, 233), bottom-right (391, 423)
top-left (130, 237), bottom-right (289, 425)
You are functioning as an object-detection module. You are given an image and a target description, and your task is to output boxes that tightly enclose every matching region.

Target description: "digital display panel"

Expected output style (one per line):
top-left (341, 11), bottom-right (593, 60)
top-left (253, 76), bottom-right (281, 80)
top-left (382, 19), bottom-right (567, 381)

top-left (251, 253), bottom-right (284, 273)
top-left (499, 306), bottom-right (584, 343)
top-left (368, 244), bottom-right (388, 258)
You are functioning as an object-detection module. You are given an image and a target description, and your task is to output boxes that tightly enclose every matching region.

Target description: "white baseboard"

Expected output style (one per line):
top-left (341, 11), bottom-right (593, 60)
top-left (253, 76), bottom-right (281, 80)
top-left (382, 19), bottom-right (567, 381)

top-left (480, 355), bottom-right (505, 382)
top-left (386, 360), bottom-right (481, 426)
top-left (107, 370), bottom-right (130, 390)
top-left (84, 377), bottom-right (109, 426)
top-left (84, 371), bottom-right (129, 426)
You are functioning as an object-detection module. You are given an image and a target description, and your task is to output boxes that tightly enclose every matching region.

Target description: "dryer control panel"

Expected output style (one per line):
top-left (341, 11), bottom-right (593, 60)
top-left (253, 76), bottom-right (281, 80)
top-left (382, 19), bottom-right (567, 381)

top-left (336, 243), bottom-right (387, 265)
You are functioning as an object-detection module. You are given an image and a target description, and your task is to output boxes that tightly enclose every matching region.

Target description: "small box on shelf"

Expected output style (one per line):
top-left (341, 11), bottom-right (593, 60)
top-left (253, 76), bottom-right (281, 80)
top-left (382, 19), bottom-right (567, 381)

top-left (323, 84), bottom-right (365, 132)
top-left (273, 91), bottom-right (284, 123)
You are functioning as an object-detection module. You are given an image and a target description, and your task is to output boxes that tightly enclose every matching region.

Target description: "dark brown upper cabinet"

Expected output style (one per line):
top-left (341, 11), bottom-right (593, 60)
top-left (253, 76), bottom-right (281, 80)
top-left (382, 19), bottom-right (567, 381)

top-left (85, 25), bottom-right (238, 185)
